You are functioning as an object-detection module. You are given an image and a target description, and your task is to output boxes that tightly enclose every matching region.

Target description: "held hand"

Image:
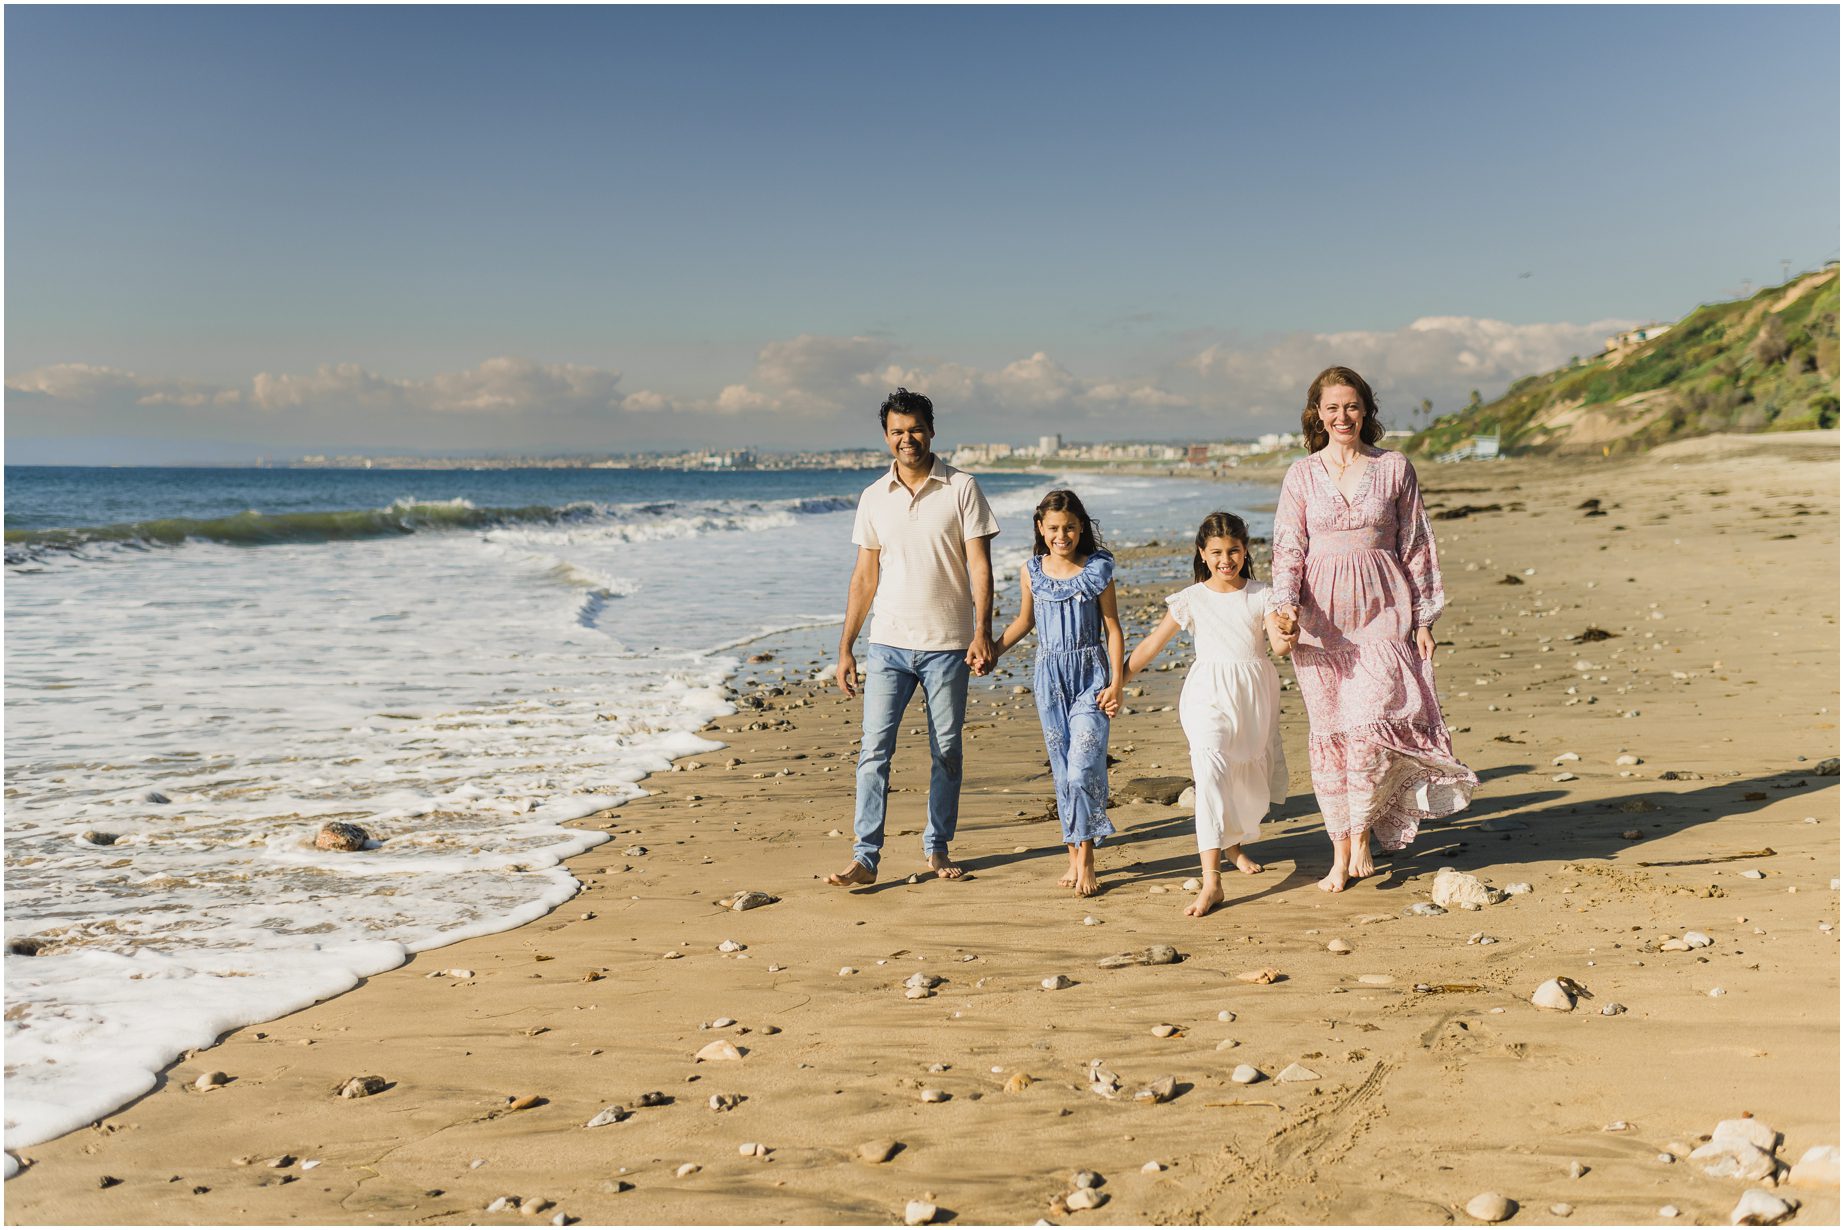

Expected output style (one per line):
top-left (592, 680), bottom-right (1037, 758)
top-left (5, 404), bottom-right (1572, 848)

top-left (1414, 626), bottom-right (1435, 661)
top-left (1096, 685), bottom-right (1123, 717)
top-left (836, 650), bottom-right (858, 699)
top-left (1273, 605), bottom-right (1300, 636)
top-left (965, 633), bottom-right (995, 677)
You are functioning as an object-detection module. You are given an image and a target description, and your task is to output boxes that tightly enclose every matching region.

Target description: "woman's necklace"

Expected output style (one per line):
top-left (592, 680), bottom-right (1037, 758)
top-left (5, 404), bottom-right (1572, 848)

top-left (1324, 447), bottom-right (1362, 477)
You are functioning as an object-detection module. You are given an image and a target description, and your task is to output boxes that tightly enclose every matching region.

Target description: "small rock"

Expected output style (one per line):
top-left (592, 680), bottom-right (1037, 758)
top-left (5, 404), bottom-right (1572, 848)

top-left (636, 1091), bottom-right (669, 1106)
top-left (1530, 979), bottom-right (1575, 1011)
top-left (518, 1197), bottom-right (553, 1216)
top-left (1553, 752), bottom-right (1581, 764)
top-left (1709, 986), bottom-right (1727, 997)
top-left (1568, 1160), bottom-right (1588, 1179)
top-left (1615, 754), bottom-right (1640, 766)
top-left (1684, 931), bottom-right (1712, 948)
top-left (919, 1089), bottom-right (949, 1103)
top-left (1097, 945), bottom-right (1181, 969)
top-left (1042, 975), bottom-right (1074, 990)
top-left (1690, 1138), bottom-right (1776, 1181)
top-left (1729, 1189), bottom-right (1797, 1226)
top-left (675, 1163), bottom-right (700, 1178)
top-left (1217, 1010), bottom-right (1236, 1022)
top-left (738, 1142), bottom-right (767, 1158)
top-left (194, 1072), bottom-right (228, 1090)
top-left (1712, 1117), bottom-right (1780, 1153)
top-left (1660, 938), bottom-right (1691, 952)
top-left (1065, 1187), bottom-right (1106, 1211)
top-left (904, 986), bottom-right (934, 1000)
top-left (485, 1196), bottom-right (519, 1213)
top-left (1433, 870), bottom-right (1502, 909)
top-left (1601, 1003), bottom-right (1627, 1016)
top-left (1142, 1160), bottom-right (1166, 1173)
top-left (1553, 772), bottom-right (1577, 782)
top-left (1229, 1064), bottom-right (1262, 1085)
top-left (1358, 974), bottom-right (1394, 986)
top-left (314, 822), bottom-right (369, 852)
top-left (1005, 1073), bottom-right (1035, 1093)
top-left (583, 1105), bottom-right (629, 1128)
top-left (1659, 1205), bottom-right (1679, 1218)
top-left (1740, 869), bottom-right (1765, 880)
top-left (721, 891), bottom-right (778, 912)
top-left (1133, 1076), bottom-right (1177, 1103)
top-left (1072, 1170), bottom-right (1101, 1189)
top-left (663, 951), bottom-right (683, 960)
top-left (1464, 1191), bottom-right (1515, 1223)
top-left (1275, 1063), bottom-right (1320, 1083)
top-left (1551, 1203), bottom-right (1573, 1217)
top-left (707, 1093), bottom-right (742, 1112)
top-left (1504, 883), bottom-right (1532, 895)
top-left (1326, 938), bottom-right (1352, 955)
top-left (904, 972), bottom-right (944, 991)
top-left (80, 831), bottom-right (119, 846)
top-left (1082, 916), bottom-right (1100, 926)
top-left (839, 966), bottom-right (857, 976)
top-left (693, 1040), bottom-right (743, 1063)
top-left (1409, 902), bottom-right (1447, 916)
top-left (1150, 1023), bottom-right (1180, 1038)
top-left (1236, 967), bottom-right (1281, 984)
top-left (507, 1094), bottom-right (543, 1111)
top-left (143, 790), bottom-right (171, 804)
top-left (905, 1200), bottom-right (939, 1225)
top-left (334, 1075), bottom-right (387, 1099)
top-left (1215, 1039), bottom-right (1240, 1051)
top-left (856, 1140), bottom-right (901, 1164)
top-left (1182, 878), bottom-right (1202, 892)
top-left (717, 939), bottom-right (745, 953)
top-left (1788, 1144), bottom-right (1840, 1188)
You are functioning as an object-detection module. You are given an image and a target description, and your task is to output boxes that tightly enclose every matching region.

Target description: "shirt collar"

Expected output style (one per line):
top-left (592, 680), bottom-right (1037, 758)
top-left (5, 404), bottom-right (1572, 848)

top-left (884, 455), bottom-right (947, 490)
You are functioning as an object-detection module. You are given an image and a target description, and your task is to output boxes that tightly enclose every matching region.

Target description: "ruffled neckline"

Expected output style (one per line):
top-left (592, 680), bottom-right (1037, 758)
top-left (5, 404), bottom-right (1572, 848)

top-left (1029, 550), bottom-right (1114, 601)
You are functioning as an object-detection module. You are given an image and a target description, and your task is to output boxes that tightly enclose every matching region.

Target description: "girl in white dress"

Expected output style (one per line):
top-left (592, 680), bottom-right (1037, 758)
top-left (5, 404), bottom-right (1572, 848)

top-left (1127, 512), bottom-right (1291, 917)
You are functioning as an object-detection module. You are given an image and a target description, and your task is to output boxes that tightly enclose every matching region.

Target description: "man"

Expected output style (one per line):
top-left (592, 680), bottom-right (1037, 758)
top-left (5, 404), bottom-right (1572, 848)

top-left (826, 388), bottom-right (999, 886)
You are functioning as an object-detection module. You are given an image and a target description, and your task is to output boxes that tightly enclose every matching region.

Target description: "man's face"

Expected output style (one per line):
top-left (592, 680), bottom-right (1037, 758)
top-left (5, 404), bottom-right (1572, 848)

top-left (884, 411), bottom-right (934, 467)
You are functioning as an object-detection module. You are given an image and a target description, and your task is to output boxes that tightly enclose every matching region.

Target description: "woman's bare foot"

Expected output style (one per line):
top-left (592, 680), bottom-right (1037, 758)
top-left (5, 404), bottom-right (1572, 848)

top-left (1072, 843), bottom-right (1099, 897)
top-left (825, 860), bottom-right (875, 887)
top-left (1226, 844), bottom-right (1263, 874)
top-left (1058, 846), bottom-right (1078, 888)
top-left (1347, 837), bottom-right (1376, 880)
top-left (1317, 860), bottom-right (1350, 893)
top-left (926, 851), bottom-right (965, 880)
top-left (1185, 874), bottom-right (1225, 917)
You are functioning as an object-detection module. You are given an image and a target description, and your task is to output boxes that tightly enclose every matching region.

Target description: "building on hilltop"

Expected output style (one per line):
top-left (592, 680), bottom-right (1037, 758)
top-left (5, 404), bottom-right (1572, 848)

top-left (1603, 324), bottom-right (1672, 353)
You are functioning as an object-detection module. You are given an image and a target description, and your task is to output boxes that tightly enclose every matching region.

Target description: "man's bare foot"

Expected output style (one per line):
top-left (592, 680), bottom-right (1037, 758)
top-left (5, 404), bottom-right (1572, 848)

top-left (926, 851), bottom-right (965, 880)
top-left (1317, 862), bottom-right (1350, 893)
top-left (825, 860), bottom-right (875, 887)
top-left (1226, 845), bottom-right (1263, 874)
top-left (1184, 875), bottom-right (1225, 917)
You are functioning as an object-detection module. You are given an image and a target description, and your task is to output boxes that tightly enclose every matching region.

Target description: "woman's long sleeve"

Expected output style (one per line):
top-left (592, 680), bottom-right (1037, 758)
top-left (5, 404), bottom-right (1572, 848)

top-left (1394, 459), bottom-right (1445, 629)
top-left (1267, 466), bottom-right (1307, 614)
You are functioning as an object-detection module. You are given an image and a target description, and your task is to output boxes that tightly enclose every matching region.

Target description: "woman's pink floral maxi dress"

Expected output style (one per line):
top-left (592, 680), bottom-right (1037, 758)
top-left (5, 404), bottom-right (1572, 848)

top-left (1268, 450), bottom-right (1476, 850)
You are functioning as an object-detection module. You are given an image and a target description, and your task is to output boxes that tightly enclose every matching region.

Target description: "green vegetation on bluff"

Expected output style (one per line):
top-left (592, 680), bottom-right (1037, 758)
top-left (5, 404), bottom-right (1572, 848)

top-left (1410, 266), bottom-right (1840, 456)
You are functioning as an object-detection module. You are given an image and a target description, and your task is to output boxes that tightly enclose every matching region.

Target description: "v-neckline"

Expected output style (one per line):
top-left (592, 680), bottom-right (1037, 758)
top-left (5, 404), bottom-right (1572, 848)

top-left (1315, 450), bottom-right (1378, 507)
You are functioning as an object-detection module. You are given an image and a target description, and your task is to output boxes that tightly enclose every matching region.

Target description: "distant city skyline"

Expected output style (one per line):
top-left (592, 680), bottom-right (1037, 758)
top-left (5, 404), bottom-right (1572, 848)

top-left (6, 5), bottom-right (1838, 464)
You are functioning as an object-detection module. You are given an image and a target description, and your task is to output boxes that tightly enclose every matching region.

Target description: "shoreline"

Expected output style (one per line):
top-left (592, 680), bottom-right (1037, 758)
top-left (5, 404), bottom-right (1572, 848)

top-left (4, 436), bottom-right (1838, 1225)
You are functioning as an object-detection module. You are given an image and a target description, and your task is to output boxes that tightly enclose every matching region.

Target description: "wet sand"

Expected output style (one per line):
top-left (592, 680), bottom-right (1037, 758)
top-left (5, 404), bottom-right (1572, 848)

top-left (5, 432), bottom-right (1839, 1226)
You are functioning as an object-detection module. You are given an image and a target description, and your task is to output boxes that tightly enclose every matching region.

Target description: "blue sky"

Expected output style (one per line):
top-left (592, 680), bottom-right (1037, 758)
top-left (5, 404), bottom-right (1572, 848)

top-left (6, 5), bottom-right (1838, 461)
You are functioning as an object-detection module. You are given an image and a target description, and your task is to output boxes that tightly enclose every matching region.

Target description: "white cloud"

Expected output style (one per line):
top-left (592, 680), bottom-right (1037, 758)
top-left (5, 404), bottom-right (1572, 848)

top-left (247, 357), bottom-right (623, 414)
top-left (1186, 315), bottom-right (1633, 419)
top-left (6, 363), bottom-right (242, 408)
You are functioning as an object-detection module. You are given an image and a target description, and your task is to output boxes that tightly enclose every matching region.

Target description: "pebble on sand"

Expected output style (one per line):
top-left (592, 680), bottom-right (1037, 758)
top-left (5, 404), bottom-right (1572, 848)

top-left (856, 1140), bottom-right (901, 1164)
top-left (717, 939), bottom-right (745, 952)
top-left (1236, 967), bottom-right (1281, 984)
top-left (1005, 1073), bottom-right (1035, 1093)
top-left (1433, 870), bottom-right (1503, 909)
top-left (1551, 1203), bottom-right (1573, 1217)
top-left (193, 1071), bottom-right (228, 1090)
top-left (1530, 979), bottom-right (1576, 1011)
top-left (719, 891), bottom-right (778, 912)
top-left (675, 1163), bottom-right (701, 1178)
top-left (737, 1142), bottom-right (768, 1158)
top-left (1229, 1064), bottom-right (1263, 1085)
top-left (707, 1093), bottom-right (742, 1112)
top-left (919, 1089), bottom-right (950, 1103)
top-left (1217, 1010), bottom-right (1236, 1022)
top-left (1142, 1160), bottom-right (1166, 1173)
top-left (1064, 1187), bottom-right (1107, 1211)
top-left (905, 1200), bottom-right (939, 1225)
top-left (1358, 974), bottom-right (1394, 985)
top-left (1659, 1205), bottom-right (1679, 1218)
top-left (1133, 1076), bottom-right (1177, 1103)
top-left (1729, 1189), bottom-right (1798, 1226)
top-left (1464, 1191), bottom-right (1515, 1223)
top-left (1275, 1063), bottom-right (1320, 1083)
top-left (1568, 1160), bottom-right (1588, 1179)
top-left (1150, 1023), bottom-right (1181, 1038)
top-left (1042, 975), bottom-right (1075, 990)
top-left (334, 1075), bottom-right (388, 1099)
top-left (583, 1105), bottom-right (629, 1128)
top-left (1326, 938), bottom-right (1352, 954)
top-left (1788, 1144), bottom-right (1840, 1188)
top-left (693, 1040), bottom-right (744, 1062)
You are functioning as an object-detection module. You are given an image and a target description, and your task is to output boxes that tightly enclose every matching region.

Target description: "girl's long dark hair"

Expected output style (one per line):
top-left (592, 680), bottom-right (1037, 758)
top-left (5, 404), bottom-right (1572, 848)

top-left (1032, 489), bottom-right (1103, 557)
top-left (1193, 511), bottom-right (1253, 582)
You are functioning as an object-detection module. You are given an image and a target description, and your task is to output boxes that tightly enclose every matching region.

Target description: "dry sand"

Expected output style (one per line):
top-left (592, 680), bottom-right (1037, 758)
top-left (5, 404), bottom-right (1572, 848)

top-left (6, 434), bottom-right (1839, 1226)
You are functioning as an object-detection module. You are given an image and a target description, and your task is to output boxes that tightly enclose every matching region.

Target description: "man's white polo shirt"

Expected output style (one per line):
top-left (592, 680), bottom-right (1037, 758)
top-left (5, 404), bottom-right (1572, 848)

top-left (851, 457), bottom-right (1000, 652)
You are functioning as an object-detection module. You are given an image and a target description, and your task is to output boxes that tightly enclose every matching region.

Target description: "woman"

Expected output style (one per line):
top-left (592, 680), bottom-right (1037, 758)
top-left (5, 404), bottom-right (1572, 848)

top-left (1269, 366), bottom-right (1475, 891)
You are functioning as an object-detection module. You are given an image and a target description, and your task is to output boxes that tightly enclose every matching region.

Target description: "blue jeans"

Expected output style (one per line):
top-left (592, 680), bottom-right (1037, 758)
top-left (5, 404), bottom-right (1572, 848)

top-left (853, 643), bottom-right (970, 875)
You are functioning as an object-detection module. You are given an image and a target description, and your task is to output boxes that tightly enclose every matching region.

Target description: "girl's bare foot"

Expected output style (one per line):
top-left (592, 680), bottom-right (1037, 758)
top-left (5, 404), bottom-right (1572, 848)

top-left (1072, 843), bottom-right (1099, 897)
top-left (926, 851), bottom-right (965, 880)
top-left (1317, 861), bottom-right (1350, 893)
top-left (1058, 846), bottom-right (1078, 888)
top-left (826, 860), bottom-right (876, 887)
top-left (1226, 845), bottom-right (1263, 874)
top-left (1184, 874), bottom-right (1224, 917)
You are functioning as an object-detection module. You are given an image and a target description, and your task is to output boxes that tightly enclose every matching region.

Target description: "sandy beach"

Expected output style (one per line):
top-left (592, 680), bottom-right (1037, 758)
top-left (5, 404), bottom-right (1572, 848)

top-left (5, 434), bottom-right (1838, 1227)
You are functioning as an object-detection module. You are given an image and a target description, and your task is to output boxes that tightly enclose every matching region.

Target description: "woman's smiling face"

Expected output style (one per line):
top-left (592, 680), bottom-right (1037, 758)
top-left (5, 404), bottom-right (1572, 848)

top-left (1317, 384), bottom-right (1365, 447)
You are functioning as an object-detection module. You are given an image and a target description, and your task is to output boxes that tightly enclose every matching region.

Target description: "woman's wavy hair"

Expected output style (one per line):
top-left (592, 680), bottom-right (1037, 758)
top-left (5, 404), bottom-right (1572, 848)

top-left (1193, 511), bottom-right (1254, 582)
top-left (1032, 489), bottom-right (1103, 558)
top-left (1300, 365), bottom-right (1385, 453)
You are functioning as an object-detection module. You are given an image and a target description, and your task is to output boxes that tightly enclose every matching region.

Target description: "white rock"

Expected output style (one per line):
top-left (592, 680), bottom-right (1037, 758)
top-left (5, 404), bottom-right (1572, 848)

top-left (717, 939), bottom-right (744, 952)
top-left (1615, 754), bottom-right (1640, 766)
top-left (1229, 1064), bottom-right (1262, 1084)
top-left (1504, 883), bottom-right (1532, 895)
top-left (583, 1105), bottom-right (630, 1128)
top-left (1217, 1010), bottom-right (1236, 1022)
top-left (904, 986), bottom-right (933, 1000)
top-left (675, 1163), bottom-right (700, 1178)
top-left (1042, 975), bottom-right (1074, 990)
top-left (693, 1040), bottom-right (743, 1062)
top-left (1065, 1188), bottom-right (1105, 1211)
top-left (1182, 878), bottom-right (1202, 892)
top-left (1659, 1205), bottom-right (1679, 1218)
top-left (1176, 786), bottom-right (1196, 809)
top-left (1142, 1160), bottom-right (1166, 1173)
top-left (1552, 772), bottom-right (1577, 782)
top-left (1551, 1203), bottom-right (1573, 1217)
top-left (1709, 986), bottom-right (1727, 997)
top-left (919, 1088), bottom-right (949, 1103)
top-left (1530, 978), bottom-right (1575, 1011)
top-left (1690, 1138), bottom-right (1776, 1181)
top-left (194, 1071), bottom-right (229, 1090)
top-left (1433, 870), bottom-right (1502, 909)
top-left (1082, 916), bottom-right (1100, 926)
top-left (485, 1196), bottom-right (517, 1213)
top-left (1464, 1191), bottom-right (1515, 1222)
top-left (1276, 1063), bottom-right (1320, 1083)
top-left (1568, 1160), bottom-right (1588, 1179)
top-left (1326, 938), bottom-right (1352, 955)
top-left (710, 1017), bottom-right (736, 1029)
top-left (1072, 1170), bottom-right (1101, 1189)
top-left (1741, 869), bottom-right (1765, 880)
top-left (1789, 1144), bottom-right (1841, 1188)
top-left (905, 1201), bottom-right (938, 1226)
top-left (904, 972), bottom-right (944, 990)
top-left (1684, 931), bottom-right (1713, 948)
top-left (738, 1142), bottom-right (767, 1157)
top-left (1729, 1189), bottom-right (1797, 1226)
top-left (1553, 752), bottom-right (1581, 764)
top-left (839, 966), bottom-right (857, 976)
top-left (1712, 1118), bottom-right (1780, 1153)
top-left (1358, 974), bottom-right (1394, 985)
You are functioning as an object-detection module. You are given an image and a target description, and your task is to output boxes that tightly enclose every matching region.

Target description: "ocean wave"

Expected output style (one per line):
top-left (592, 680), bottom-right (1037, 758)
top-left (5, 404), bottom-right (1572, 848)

top-left (4, 493), bottom-right (860, 567)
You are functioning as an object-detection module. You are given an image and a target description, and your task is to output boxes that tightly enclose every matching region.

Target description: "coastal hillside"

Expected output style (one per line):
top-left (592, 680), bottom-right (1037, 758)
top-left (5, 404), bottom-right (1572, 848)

top-left (1411, 265), bottom-right (1840, 455)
